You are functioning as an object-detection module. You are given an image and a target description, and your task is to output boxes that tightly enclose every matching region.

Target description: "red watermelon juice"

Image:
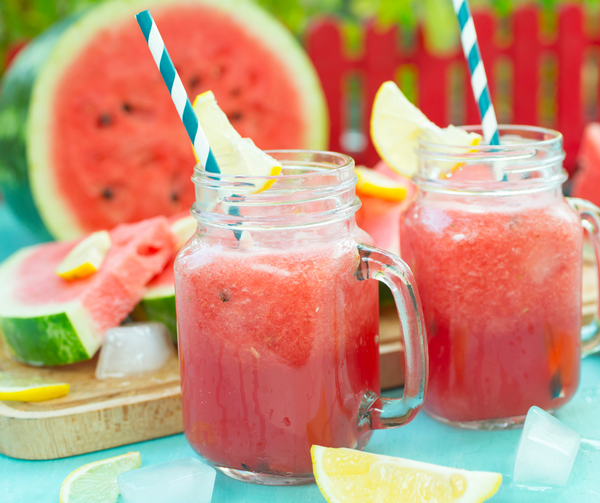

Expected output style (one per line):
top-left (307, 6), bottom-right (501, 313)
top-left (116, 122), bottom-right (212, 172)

top-left (402, 126), bottom-right (585, 428)
top-left (401, 194), bottom-right (582, 424)
top-left (175, 235), bottom-right (379, 480)
top-left (174, 150), bottom-right (429, 484)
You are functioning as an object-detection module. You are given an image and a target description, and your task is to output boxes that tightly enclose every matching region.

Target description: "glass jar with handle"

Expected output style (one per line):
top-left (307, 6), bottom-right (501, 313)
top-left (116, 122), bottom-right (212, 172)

top-left (401, 125), bottom-right (600, 429)
top-left (175, 150), bottom-right (428, 485)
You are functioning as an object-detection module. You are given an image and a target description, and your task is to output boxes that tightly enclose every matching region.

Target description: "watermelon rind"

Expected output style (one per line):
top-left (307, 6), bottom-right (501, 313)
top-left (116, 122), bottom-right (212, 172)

top-left (0, 15), bottom-right (80, 241)
top-left (2, 0), bottom-right (328, 240)
top-left (139, 286), bottom-right (177, 343)
top-left (0, 247), bottom-right (99, 366)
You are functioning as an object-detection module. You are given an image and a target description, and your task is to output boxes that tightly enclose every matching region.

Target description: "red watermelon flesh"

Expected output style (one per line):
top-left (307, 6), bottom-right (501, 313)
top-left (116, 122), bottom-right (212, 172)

top-left (13, 217), bottom-right (173, 333)
top-left (145, 212), bottom-right (192, 290)
top-left (572, 123), bottom-right (600, 207)
top-left (54, 8), bottom-right (303, 232)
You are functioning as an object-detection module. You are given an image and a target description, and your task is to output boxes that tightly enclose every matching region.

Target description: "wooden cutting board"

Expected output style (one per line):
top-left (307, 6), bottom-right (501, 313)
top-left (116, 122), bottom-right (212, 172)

top-left (0, 352), bottom-right (182, 460)
top-left (1, 261), bottom-right (597, 460)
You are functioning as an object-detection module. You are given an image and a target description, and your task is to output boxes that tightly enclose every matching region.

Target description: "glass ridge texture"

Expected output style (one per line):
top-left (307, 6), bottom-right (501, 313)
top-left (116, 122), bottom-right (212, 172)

top-left (174, 151), bottom-right (428, 484)
top-left (401, 126), bottom-right (586, 428)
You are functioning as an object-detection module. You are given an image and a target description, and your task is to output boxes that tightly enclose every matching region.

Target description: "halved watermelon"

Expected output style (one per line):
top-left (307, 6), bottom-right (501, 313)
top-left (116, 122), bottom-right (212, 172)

top-left (572, 123), bottom-right (600, 207)
top-left (0, 0), bottom-right (328, 240)
top-left (0, 217), bottom-right (173, 366)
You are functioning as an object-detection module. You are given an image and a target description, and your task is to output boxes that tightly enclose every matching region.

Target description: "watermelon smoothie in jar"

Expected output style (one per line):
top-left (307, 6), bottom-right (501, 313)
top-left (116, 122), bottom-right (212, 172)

top-left (401, 125), bottom-right (600, 429)
top-left (174, 151), bottom-right (428, 485)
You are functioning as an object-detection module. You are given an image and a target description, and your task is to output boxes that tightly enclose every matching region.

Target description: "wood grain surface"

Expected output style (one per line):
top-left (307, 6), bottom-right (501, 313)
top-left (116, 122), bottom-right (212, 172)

top-left (0, 352), bottom-right (182, 460)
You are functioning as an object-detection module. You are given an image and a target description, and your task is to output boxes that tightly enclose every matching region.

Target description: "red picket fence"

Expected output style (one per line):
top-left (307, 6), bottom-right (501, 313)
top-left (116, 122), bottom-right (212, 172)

top-left (306, 4), bottom-right (600, 173)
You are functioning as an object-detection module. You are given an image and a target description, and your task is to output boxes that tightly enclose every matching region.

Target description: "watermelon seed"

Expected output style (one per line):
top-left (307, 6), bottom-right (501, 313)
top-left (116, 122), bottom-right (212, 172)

top-left (170, 192), bottom-right (180, 203)
top-left (101, 188), bottom-right (114, 200)
top-left (189, 75), bottom-right (201, 88)
top-left (219, 291), bottom-right (231, 302)
top-left (122, 103), bottom-right (133, 113)
top-left (230, 87), bottom-right (242, 97)
top-left (228, 112), bottom-right (243, 122)
top-left (97, 114), bottom-right (112, 127)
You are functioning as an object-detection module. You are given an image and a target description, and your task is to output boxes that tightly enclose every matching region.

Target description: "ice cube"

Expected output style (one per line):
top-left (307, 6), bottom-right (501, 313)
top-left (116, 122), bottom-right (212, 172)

top-left (117, 457), bottom-right (216, 503)
top-left (513, 406), bottom-right (580, 487)
top-left (96, 322), bottom-right (175, 379)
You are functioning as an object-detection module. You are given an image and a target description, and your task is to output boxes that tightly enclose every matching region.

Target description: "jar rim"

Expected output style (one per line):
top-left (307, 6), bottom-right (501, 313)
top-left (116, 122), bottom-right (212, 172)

top-left (417, 124), bottom-right (563, 152)
top-left (191, 149), bottom-right (360, 231)
top-left (414, 125), bottom-right (566, 194)
top-left (193, 149), bottom-right (355, 181)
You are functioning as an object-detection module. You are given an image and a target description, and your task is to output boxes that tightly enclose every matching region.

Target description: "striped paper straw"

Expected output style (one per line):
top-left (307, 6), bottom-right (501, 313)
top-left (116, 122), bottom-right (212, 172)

top-left (136, 10), bottom-right (220, 174)
top-left (452, 0), bottom-right (500, 148)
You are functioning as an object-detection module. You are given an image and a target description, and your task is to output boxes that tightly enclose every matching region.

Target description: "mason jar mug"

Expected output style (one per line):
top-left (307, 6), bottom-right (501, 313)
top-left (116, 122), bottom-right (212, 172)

top-left (174, 150), bottom-right (429, 484)
top-left (401, 126), bottom-right (600, 429)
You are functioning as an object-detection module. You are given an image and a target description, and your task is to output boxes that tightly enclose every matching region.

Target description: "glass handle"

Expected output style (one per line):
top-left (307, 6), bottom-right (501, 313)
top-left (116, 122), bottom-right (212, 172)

top-left (567, 197), bottom-right (600, 356)
top-left (356, 243), bottom-right (429, 429)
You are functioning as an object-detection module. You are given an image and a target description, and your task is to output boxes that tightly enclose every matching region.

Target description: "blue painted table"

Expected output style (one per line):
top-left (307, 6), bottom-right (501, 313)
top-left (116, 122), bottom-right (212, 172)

top-left (1, 203), bottom-right (600, 502)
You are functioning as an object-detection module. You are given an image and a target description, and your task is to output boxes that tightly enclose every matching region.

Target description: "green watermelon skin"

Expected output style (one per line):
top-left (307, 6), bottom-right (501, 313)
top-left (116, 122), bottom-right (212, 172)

top-left (0, 0), bottom-right (328, 241)
top-left (0, 313), bottom-right (90, 367)
top-left (140, 295), bottom-right (177, 343)
top-left (0, 217), bottom-right (174, 366)
top-left (0, 15), bottom-right (79, 240)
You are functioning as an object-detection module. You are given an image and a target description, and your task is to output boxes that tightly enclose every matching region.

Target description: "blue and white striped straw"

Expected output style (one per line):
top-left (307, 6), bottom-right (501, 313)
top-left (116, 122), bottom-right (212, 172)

top-left (452, 0), bottom-right (500, 148)
top-left (136, 10), bottom-right (220, 174)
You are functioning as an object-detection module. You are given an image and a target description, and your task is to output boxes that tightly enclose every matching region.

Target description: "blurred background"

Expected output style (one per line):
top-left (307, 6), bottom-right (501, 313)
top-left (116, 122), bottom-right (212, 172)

top-left (3, 0), bottom-right (600, 172)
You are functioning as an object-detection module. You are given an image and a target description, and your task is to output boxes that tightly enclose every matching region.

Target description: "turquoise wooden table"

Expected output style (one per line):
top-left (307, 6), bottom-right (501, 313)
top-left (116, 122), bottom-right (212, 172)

top-left (1, 203), bottom-right (600, 502)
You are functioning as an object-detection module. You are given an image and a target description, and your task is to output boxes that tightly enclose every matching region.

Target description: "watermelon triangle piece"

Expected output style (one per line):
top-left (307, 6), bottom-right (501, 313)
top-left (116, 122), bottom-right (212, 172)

top-left (0, 217), bottom-right (174, 366)
top-left (572, 123), bottom-right (600, 207)
top-left (134, 214), bottom-right (197, 342)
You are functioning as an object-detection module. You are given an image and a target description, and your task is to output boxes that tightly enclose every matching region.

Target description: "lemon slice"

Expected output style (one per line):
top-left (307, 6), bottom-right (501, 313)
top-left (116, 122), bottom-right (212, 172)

top-left (311, 445), bottom-right (502, 503)
top-left (56, 230), bottom-right (111, 281)
top-left (356, 166), bottom-right (408, 202)
top-left (192, 91), bottom-right (282, 192)
top-left (170, 215), bottom-right (197, 251)
top-left (371, 81), bottom-right (481, 178)
top-left (0, 372), bottom-right (69, 402)
top-left (59, 452), bottom-right (141, 503)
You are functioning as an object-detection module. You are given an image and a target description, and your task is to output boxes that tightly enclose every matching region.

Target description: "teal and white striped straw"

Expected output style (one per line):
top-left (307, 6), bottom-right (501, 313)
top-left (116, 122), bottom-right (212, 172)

top-left (452, 0), bottom-right (501, 148)
top-left (136, 10), bottom-right (220, 174)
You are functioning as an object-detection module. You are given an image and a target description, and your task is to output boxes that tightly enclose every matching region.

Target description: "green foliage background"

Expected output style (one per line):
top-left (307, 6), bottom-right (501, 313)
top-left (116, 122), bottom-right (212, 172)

top-left (1, 0), bottom-right (599, 73)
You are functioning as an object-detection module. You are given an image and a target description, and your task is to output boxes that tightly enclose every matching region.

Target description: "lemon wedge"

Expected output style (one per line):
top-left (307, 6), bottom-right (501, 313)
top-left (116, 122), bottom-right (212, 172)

top-left (371, 81), bottom-right (481, 178)
top-left (170, 215), bottom-right (197, 251)
top-left (356, 166), bottom-right (408, 202)
top-left (311, 445), bottom-right (502, 503)
top-left (55, 230), bottom-right (111, 281)
top-left (192, 91), bottom-right (282, 192)
top-left (0, 372), bottom-right (69, 402)
top-left (59, 452), bottom-right (141, 503)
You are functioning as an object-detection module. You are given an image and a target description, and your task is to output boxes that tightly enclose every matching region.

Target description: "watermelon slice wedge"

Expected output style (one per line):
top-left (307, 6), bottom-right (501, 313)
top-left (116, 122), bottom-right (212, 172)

top-left (0, 0), bottom-right (328, 240)
top-left (135, 214), bottom-right (197, 341)
top-left (0, 217), bottom-right (173, 366)
top-left (572, 123), bottom-right (600, 207)
top-left (138, 258), bottom-right (179, 342)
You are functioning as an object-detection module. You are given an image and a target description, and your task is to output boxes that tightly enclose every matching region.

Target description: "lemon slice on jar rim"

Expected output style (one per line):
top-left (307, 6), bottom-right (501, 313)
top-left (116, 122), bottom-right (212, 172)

top-left (311, 445), bottom-right (502, 503)
top-left (192, 91), bottom-right (282, 193)
top-left (370, 81), bottom-right (481, 179)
